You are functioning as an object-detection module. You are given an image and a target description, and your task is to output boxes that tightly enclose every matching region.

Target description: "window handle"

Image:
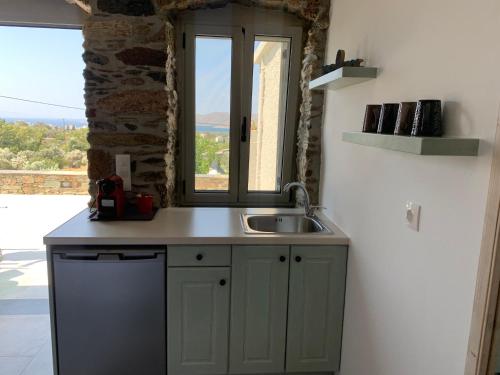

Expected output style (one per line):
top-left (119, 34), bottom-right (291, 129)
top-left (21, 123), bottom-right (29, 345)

top-left (241, 116), bottom-right (247, 142)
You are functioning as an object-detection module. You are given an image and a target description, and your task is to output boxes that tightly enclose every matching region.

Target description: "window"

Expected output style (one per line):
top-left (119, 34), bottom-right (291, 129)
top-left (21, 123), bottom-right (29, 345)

top-left (179, 6), bottom-right (302, 205)
top-left (194, 36), bottom-right (232, 192)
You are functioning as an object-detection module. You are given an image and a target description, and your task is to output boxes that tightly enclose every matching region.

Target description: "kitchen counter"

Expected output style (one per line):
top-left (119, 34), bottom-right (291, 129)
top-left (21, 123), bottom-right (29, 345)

top-left (46, 207), bottom-right (349, 375)
top-left (43, 207), bottom-right (349, 246)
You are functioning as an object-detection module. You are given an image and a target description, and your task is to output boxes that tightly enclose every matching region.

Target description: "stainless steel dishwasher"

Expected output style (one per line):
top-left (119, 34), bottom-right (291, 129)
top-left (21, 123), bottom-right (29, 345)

top-left (52, 247), bottom-right (166, 375)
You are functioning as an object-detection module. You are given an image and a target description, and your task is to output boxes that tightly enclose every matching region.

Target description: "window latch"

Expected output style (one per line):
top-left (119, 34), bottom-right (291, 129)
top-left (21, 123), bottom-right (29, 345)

top-left (241, 116), bottom-right (247, 142)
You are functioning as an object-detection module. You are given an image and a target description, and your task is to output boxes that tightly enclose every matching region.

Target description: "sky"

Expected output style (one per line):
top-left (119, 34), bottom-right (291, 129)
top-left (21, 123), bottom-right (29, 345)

top-left (0, 26), bottom-right (85, 120)
top-left (0, 27), bottom-right (260, 122)
top-left (195, 37), bottom-right (232, 115)
top-left (195, 36), bottom-right (260, 115)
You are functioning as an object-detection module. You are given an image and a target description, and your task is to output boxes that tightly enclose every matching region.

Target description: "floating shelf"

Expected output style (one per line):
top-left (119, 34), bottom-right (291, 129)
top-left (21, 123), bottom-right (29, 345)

top-left (342, 132), bottom-right (479, 156)
top-left (309, 67), bottom-right (378, 90)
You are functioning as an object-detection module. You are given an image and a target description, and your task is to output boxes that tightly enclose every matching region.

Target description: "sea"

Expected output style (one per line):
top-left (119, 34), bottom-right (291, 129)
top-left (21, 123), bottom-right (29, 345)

top-left (196, 123), bottom-right (229, 134)
top-left (1, 117), bottom-right (230, 133)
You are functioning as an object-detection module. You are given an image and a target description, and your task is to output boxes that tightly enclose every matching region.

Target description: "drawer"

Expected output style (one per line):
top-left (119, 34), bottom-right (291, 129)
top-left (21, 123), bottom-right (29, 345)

top-left (168, 246), bottom-right (231, 267)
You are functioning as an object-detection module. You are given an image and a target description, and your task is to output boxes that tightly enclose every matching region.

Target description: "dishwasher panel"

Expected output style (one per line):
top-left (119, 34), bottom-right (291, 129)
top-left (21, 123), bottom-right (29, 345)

top-left (52, 248), bottom-right (166, 375)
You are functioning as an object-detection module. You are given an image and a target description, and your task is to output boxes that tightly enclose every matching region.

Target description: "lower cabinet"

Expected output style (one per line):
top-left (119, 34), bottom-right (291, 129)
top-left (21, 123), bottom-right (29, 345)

top-left (167, 245), bottom-right (348, 375)
top-left (286, 246), bottom-right (348, 373)
top-left (51, 244), bottom-right (347, 375)
top-left (230, 246), bottom-right (290, 373)
top-left (167, 267), bottom-right (230, 375)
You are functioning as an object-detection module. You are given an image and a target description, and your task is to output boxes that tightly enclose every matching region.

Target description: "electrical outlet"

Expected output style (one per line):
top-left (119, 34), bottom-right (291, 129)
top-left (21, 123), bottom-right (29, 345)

top-left (116, 154), bottom-right (131, 191)
top-left (406, 201), bottom-right (421, 231)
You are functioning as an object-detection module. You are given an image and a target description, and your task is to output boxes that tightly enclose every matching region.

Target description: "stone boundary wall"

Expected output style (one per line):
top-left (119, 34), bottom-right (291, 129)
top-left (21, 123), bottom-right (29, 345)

top-left (195, 175), bottom-right (229, 191)
top-left (0, 170), bottom-right (88, 195)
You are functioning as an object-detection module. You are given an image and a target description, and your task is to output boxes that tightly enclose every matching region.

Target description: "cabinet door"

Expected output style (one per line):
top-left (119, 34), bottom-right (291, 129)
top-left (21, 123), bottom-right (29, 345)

top-left (230, 246), bottom-right (289, 374)
top-left (168, 267), bottom-right (230, 375)
top-left (286, 246), bottom-right (348, 373)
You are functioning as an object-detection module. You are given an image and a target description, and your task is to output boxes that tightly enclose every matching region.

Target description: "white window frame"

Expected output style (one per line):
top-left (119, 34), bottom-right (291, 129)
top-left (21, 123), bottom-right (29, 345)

top-left (177, 5), bottom-right (303, 206)
top-left (182, 23), bottom-right (243, 204)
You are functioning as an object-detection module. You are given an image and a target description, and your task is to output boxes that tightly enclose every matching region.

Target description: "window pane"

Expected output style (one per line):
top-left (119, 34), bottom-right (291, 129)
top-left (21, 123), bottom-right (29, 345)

top-left (248, 37), bottom-right (290, 192)
top-left (194, 36), bottom-right (231, 192)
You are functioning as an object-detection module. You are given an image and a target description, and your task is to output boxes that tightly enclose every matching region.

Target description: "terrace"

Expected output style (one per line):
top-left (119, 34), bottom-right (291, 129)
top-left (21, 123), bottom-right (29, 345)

top-left (0, 194), bottom-right (87, 375)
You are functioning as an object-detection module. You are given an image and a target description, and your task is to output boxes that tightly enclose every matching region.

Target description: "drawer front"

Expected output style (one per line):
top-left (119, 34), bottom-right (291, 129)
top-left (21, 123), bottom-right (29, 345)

top-left (168, 246), bottom-right (231, 267)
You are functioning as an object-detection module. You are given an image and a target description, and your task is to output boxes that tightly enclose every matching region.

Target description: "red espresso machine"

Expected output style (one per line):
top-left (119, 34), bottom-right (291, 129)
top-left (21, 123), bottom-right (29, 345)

top-left (96, 175), bottom-right (125, 218)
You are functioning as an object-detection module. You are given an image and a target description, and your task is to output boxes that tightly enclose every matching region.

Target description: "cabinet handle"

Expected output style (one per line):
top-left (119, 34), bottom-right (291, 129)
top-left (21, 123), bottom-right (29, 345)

top-left (279, 256), bottom-right (286, 262)
top-left (219, 279), bottom-right (227, 286)
top-left (196, 253), bottom-right (203, 261)
top-left (295, 256), bottom-right (302, 263)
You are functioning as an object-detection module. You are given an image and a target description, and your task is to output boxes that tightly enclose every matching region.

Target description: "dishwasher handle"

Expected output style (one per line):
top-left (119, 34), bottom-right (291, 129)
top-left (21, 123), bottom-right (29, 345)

top-left (56, 252), bottom-right (163, 261)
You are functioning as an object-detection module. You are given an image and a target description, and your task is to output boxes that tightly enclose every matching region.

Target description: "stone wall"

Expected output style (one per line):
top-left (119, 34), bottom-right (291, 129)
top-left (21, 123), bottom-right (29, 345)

top-left (84, 1), bottom-right (169, 207)
top-left (82, 0), bottom-right (329, 206)
top-left (0, 170), bottom-right (88, 195)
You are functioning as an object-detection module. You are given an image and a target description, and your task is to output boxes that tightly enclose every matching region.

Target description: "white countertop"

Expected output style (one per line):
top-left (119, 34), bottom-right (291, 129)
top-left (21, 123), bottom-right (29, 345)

top-left (43, 207), bottom-right (349, 246)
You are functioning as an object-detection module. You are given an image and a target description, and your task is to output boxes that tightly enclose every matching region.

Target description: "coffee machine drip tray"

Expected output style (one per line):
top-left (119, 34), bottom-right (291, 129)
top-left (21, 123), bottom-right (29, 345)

top-left (89, 205), bottom-right (158, 221)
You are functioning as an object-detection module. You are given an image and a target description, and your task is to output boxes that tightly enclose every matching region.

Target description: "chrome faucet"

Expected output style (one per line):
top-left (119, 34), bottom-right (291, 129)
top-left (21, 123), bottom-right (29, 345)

top-left (283, 182), bottom-right (320, 218)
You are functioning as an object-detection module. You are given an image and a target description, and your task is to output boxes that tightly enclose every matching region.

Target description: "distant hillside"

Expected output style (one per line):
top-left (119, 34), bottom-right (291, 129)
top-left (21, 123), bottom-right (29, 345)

top-left (196, 112), bottom-right (230, 127)
top-left (2, 117), bottom-right (87, 128)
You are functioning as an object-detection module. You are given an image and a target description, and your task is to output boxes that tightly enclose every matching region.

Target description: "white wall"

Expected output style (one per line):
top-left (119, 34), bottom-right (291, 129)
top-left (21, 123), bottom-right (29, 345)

top-left (0, 0), bottom-right (84, 28)
top-left (320, 0), bottom-right (500, 374)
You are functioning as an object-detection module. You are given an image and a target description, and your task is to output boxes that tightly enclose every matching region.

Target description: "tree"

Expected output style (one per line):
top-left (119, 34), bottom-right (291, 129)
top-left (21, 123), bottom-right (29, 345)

top-left (0, 118), bottom-right (89, 171)
top-left (64, 149), bottom-right (87, 168)
top-left (0, 148), bottom-right (14, 169)
top-left (195, 133), bottom-right (229, 175)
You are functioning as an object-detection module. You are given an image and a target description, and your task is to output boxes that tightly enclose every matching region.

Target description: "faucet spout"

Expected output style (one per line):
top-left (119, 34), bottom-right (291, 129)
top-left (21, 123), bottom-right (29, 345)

top-left (283, 182), bottom-right (311, 217)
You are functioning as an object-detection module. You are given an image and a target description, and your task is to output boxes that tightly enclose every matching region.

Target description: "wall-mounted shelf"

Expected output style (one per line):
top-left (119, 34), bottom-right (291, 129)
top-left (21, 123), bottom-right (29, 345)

top-left (309, 67), bottom-right (378, 90)
top-left (342, 132), bottom-right (479, 156)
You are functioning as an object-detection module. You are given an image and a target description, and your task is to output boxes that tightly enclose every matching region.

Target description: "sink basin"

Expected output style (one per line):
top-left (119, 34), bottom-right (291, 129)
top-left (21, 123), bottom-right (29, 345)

top-left (241, 214), bottom-right (332, 234)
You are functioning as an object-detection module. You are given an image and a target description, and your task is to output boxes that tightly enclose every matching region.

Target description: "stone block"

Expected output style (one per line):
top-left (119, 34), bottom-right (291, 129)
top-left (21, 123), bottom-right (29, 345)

top-left (96, 0), bottom-right (156, 16)
top-left (116, 47), bottom-right (167, 67)
top-left (88, 133), bottom-right (168, 147)
top-left (124, 123), bottom-right (138, 131)
top-left (97, 90), bottom-right (168, 114)
top-left (84, 69), bottom-right (111, 84)
top-left (121, 77), bottom-right (145, 86)
top-left (43, 180), bottom-right (61, 188)
top-left (82, 51), bottom-right (109, 65)
top-left (87, 149), bottom-right (114, 180)
top-left (137, 170), bottom-right (167, 183)
top-left (146, 71), bottom-right (166, 82)
top-left (89, 121), bottom-right (118, 132)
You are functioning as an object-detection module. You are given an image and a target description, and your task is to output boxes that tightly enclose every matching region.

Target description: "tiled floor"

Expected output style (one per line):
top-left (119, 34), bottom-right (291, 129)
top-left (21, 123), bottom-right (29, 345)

top-left (0, 195), bottom-right (88, 375)
top-left (0, 249), bottom-right (53, 375)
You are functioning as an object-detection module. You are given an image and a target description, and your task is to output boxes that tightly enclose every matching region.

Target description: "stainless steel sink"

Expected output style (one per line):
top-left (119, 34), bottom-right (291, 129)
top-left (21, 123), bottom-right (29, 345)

top-left (241, 214), bottom-right (332, 234)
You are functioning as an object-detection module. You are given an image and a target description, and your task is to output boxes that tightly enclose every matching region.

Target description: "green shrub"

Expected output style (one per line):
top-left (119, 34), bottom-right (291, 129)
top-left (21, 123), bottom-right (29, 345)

top-left (195, 133), bottom-right (229, 175)
top-left (0, 119), bottom-right (89, 171)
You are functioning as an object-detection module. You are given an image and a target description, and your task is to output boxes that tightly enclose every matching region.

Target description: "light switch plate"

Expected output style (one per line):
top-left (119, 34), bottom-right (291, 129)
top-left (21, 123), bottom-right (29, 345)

top-left (406, 201), bottom-right (421, 231)
top-left (116, 154), bottom-right (131, 191)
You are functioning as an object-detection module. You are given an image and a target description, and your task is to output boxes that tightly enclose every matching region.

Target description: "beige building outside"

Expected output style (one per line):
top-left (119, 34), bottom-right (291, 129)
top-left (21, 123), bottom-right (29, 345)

top-left (248, 38), bottom-right (290, 192)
